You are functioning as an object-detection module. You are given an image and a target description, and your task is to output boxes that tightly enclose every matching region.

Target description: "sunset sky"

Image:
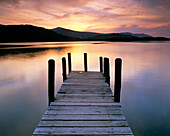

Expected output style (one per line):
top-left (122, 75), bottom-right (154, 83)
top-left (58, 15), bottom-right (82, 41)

top-left (0, 0), bottom-right (170, 37)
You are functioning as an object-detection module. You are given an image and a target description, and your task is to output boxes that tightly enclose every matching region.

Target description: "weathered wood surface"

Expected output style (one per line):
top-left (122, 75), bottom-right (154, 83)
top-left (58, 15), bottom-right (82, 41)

top-left (33, 71), bottom-right (133, 136)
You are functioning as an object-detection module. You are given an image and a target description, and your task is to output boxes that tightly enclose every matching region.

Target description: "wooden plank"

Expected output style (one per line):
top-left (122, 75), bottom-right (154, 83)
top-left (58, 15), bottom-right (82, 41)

top-left (32, 133), bottom-right (134, 136)
top-left (59, 86), bottom-right (112, 90)
top-left (60, 86), bottom-right (111, 90)
top-left (54, 100), bottom-right (115, 103)
top-left (45, 108), bottom-right (123, 115)
top-left (59, 88), bottom-right (111, 92)
top-left (60, 85), bottom-right (110, 90)
top-left (38, 120), bottom-right (129, 127)
top-left (45, 110), bottom-right (122, 115)
top-left (65, 78), bottom-right (105, 82)
top-left (61, 83), bottom-right (109, 86)
top-left (54, 100), bottom-right (114, 103)
top-left (68, 71), bottom-right (103, 76)
top-left (67, 76), bottom-right (105, 79)
top-left (58, 90), bottom-right (112, 94)
top-left (50, 102), bottom-right (121, 107)
top-left (42, 114), bottom-right (126, 121)
top-left (58, 91), bottom-right (112, 94)
top-left (63, 81), bottom-right (108, 86)
top-left (55, 95), bottom-right (114, 99)
top-left (66, 71), bottom-right (105, 80)
top-left (48, 105), bottom-right (122, 109)
top-left (48, 105), bottom-right (121, 109)
top-left (59, 87), bottom-right (111, 90)
top-left (58, 88), bottom-right (112, 91)
top-left (62, 83), bottom-right (109, 87)
top-left (64, 81), bottom-right (106, 84)
top-left (33, 127), bottom-right (133, 135)
top-left (65, 77), bottom-right (105, 80)
top-left (56, 95), bottom-right (114, 99)
top-left (56, 94), bottom-right (113, 97)
top-left (33, 134), bottom-right (134, 136)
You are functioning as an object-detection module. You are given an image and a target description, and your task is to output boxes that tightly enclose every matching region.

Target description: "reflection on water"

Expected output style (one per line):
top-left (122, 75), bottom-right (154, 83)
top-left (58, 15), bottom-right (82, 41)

top-left (0, 41), bottom-right (170, 136)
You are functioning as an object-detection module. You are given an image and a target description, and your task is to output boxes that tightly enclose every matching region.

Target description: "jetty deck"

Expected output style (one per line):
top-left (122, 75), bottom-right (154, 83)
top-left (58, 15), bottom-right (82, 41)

top-left (33, 71), bottom-right (133, 136)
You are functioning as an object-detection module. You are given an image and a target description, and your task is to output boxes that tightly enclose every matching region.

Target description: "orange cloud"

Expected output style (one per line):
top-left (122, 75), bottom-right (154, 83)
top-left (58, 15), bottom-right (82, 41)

top-left (0, 0), bottom-right (170, 37)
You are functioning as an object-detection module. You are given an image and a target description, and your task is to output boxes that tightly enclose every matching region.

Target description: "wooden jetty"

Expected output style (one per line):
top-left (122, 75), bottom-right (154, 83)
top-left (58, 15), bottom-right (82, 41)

top-left (33, 53), bottom-right (133, 136)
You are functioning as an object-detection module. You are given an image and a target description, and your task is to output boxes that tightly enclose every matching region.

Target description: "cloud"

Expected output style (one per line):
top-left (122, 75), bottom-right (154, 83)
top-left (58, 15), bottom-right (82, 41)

top-left (0, 0), bottom-right (170, 36)
top-left (8, 0), bottom-right (94, 8)
top-left (0, 0), bottom-right (21, 4)
top-left (0, 0), bottom-right (22, 7)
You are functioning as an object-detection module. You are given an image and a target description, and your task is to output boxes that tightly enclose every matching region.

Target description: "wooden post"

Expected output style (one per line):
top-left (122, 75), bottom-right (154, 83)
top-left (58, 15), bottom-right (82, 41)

top-left (100, 57), bottom-right (103, 73)
top-left (84, 53), bottom-right (87, 72)
top-left (68, 53), bottom-right (71, 74)
top-left (48, 59), bottom-right (55, 106)
top-left (104, 57), bottom-right (107, 77)
top-left (105, 58), bottom-right (110, 86)
top-left (114, 58), bottom-right (122, 102)
top-left (62, 57), bottom-right (67, 81)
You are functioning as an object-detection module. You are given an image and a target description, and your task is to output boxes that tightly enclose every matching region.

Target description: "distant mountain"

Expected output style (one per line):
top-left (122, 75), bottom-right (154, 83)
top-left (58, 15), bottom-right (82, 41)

top-left (51, 27), bottom-right (153, 39)
top-left (0, 24), bottom-right (77, 42)
top-left (51, 27), bottom-right (169, 41)
top-left (87, 33), bottom-right (169, 41)
top-left (51, 27), bottom-right (100, 39)
top-left (120, 32), bottom-right (152, 38)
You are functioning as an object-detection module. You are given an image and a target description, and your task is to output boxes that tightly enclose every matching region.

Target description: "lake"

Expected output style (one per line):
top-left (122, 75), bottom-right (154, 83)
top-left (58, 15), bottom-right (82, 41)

top-left (0, 41), bottom-right (170, 136)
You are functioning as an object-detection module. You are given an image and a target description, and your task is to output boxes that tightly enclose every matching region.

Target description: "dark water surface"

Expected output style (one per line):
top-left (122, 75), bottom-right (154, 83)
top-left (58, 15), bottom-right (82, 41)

top-left (0, 41), bottom-right (170, 136)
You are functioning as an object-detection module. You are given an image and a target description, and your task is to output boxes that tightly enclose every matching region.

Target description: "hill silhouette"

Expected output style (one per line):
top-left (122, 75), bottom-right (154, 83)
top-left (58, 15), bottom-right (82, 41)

top-left (0, 24), bottom-right (77, 42)
top-left (51, 27), bottom-right (100, 39)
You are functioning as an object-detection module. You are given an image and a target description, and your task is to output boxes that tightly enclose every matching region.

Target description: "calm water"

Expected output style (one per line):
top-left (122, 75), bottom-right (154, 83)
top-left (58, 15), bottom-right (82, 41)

top-left (0, 41), bottom-right (170, 136)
